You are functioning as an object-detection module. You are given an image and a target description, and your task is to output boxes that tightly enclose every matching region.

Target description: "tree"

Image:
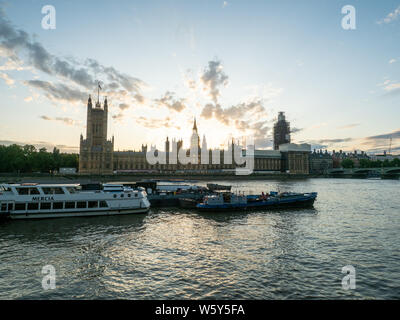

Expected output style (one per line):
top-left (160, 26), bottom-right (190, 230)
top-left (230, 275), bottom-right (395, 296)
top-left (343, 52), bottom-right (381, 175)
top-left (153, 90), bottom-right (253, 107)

top-left (0, 144), bottom-right (79, 173)
top-left (391, 158), bottom-right (400, 167)
top-left (341, 159), bottom-right (354, 168)
top-left (359, 159), bottom-right (371, 168)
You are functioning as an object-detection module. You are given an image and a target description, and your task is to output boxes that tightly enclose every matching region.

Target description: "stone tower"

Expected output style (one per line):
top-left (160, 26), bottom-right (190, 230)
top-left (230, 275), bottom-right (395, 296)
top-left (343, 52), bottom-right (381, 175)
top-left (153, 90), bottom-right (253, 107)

top-left (190, 117), bottom-right (200, 151)
top-left (273, 112), bottom-right (290, 150)
top-left (79, 95), bottom-right (114, 174)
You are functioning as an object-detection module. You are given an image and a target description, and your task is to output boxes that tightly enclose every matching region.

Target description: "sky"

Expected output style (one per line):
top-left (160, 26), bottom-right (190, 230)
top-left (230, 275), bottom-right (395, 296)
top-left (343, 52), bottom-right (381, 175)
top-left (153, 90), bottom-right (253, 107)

top-left (0, 0), bottom-right (400, 154)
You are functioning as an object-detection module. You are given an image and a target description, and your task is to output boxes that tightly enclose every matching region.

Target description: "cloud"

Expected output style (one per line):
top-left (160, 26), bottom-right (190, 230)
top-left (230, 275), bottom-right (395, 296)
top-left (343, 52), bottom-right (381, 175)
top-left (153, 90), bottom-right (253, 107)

top-left (112, 113), bottom-right (124, 122)
top-left (183, 69), bottom-right (197, 90)
top-left (310, 144), bottom-right (328, 150)
top-left (119, 103), bottom-right (129, 110)
top-left (360, 130), bottom-right (400, 153)
top-left (0, 9), bottom-right (146, 104)
top-left (40, 115), bottom-right (81, 126)
top-left (26, 80), bottom-right (87, 103)
top-left (317, 138), bottom-right (353, 144)
top-left (201, 100), bottom-right (265, 125)
top-left (301, 138), bottom-right (353, 149)
top-left (0, 54), bottom-right (25, 71)
top-left (134, 93), bottom-right (145, 104)
top-left (337, 123), bottom-right (360, 129)
top-left (0, 71), bottom-right (13, 85)
top-left (200, 100), bottom-right (271, 148)
top-left (291, 127), bottom-right (303, 133)
top-left (136, 116), bottom-right (181, 130)
top-left (155, 91), bottom-right (186, 112)
top-left (365, 129), bottom-right (400, 141)
top-left (381, 81), bottom-right (400, 97)
top-left (200, 59), bottom-right (228, 103)
top-left (378, 6), bottom-right (400, 24)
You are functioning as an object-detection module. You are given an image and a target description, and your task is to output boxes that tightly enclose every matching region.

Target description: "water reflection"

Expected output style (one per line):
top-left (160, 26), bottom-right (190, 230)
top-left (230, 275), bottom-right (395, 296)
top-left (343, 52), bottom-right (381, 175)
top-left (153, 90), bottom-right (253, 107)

top-left (0, 179), bottom-right (399, 299)
top-left (0, 214), bottom-right (147, 245)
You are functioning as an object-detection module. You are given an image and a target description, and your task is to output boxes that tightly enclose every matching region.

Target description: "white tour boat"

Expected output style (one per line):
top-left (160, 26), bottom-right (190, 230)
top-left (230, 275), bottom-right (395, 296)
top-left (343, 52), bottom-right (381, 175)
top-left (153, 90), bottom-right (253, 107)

top-left (0, 183), bottom-right (150, 220)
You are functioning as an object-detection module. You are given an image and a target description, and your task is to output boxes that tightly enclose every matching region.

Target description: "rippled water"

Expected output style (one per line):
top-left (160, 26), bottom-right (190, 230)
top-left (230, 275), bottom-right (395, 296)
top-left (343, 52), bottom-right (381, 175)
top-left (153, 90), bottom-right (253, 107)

top-left (0, 178), bottom-right (399, 299)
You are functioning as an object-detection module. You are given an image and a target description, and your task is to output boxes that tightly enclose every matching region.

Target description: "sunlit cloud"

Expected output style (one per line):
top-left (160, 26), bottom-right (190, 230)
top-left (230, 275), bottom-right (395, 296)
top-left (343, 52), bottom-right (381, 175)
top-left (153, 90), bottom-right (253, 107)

top-left (337, 123), bottom-right (360, 129)
top-left (154, 91), bottom-right (187, 112)
top-left (200, 59), bottom-right (228, 104)
top-left (40, 115), bottom-right (82, 126)
top-left (377, 5), bottom-right (400, 24)
top-left (0, 71), bottom-right (13, 85)
top-left (0, 9), bottom-right (146, 110)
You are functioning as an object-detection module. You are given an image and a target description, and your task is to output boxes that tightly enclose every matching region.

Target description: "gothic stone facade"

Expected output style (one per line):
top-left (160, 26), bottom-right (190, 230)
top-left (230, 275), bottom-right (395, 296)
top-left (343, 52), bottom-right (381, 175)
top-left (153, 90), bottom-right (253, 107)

top-left (79, 96), bottom-right (114, 174)
top-left (78, 98), bottom-right (310, 175)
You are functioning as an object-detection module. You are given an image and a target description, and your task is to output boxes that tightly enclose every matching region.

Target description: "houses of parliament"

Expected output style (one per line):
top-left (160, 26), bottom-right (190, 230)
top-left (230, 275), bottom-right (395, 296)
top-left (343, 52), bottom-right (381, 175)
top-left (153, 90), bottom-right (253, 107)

top-left (79, 96), bottom-right (311, 175)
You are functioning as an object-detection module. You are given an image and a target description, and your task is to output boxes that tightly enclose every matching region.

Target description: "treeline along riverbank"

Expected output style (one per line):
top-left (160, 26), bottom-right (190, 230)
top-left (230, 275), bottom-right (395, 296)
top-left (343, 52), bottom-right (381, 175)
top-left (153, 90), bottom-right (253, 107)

top-left (0, 144), bottom-right (78, 173)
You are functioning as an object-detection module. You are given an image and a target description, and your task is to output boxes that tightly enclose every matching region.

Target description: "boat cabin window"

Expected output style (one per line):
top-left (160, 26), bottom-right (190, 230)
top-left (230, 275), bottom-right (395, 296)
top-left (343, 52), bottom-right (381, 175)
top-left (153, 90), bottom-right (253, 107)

top-left (1, 203), bottom-right (7, 211)
top-left (29, 188), bottom-right (40, 195)
top-left (40, 203), bottom-right (51, 210)
top-left (28, 203), bottom-right (39, 210)
top-left (88, 201), bottom-right (98, 208)
top-left (16, 187), bottom-right (40, 195)
top-left (53, 202), bottom-right (63, 209)
top-left (77, 201), bottom-right (87, 209)
top-left (65, 202), bottom-right (75, 209)
top-left (42, 187), bottom-right (64, 195)
top-left (100, 201), bottom-right (108, 208)
top-left (15, 203), bottom-right (26, 211)
top-left (16, 188), bottom-right (29, 195)
top-left (8, 203), bottom-right (13, 211)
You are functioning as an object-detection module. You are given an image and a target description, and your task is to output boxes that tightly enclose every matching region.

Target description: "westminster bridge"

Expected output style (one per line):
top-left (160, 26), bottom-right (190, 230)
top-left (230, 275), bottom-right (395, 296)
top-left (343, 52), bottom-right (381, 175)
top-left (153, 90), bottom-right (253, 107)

top-left (327, 167), bottom-right (400, 178)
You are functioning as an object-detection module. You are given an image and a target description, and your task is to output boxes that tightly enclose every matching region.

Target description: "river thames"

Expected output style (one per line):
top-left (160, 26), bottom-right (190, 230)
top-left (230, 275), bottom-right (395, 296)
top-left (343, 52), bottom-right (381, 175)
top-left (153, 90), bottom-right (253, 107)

top-left (0, 178), bottom-right (399, 299)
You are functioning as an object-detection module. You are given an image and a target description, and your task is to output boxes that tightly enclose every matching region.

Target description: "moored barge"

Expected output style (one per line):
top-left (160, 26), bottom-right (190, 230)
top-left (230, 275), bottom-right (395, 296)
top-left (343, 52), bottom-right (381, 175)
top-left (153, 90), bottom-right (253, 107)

top-left (196, 191), bottom-right (317, 212)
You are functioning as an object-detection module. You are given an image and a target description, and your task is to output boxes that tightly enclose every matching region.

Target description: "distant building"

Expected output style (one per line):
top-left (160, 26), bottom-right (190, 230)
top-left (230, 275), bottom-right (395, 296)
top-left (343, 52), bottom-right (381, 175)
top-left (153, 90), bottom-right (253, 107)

top-left (78, 96), bottom-right (310, 175)
top-left (310, 150), bottom-right (333, 174)
top-left (273, 112), bottom-right (290, 150)
top-left (279, 143), bottom-right (311, 174)
top-left (252, 150), bottom-right (282, 172)
top-left (369, 151), bottom-right (400, 162)
top-left (79, 96), bottom-right (114, 174)
top-left (332, 150), bottom-right (369, 168)
top-left (190, 118), bottom-right (200, 152)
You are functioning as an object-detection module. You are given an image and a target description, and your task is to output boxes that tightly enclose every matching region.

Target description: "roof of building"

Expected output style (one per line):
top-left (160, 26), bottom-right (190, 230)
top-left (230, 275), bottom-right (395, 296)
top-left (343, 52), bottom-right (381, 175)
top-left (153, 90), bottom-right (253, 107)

top-left (279, 143), bottom-right (311, 152)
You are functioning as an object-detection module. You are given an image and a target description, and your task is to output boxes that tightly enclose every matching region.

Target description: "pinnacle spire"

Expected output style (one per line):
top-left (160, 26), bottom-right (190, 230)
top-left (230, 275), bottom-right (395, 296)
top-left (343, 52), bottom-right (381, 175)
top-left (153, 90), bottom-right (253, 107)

top-left (193, 117), bottom-right (197, 131)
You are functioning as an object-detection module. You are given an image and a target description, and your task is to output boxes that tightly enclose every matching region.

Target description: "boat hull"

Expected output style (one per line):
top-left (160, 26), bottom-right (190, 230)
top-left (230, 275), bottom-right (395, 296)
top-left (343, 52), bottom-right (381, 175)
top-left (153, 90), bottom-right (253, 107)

top-left (6, 207), bottom-right (150, 220)
top-left (148, 193), bottom-right (205, 207)
top-left (196, 194), bottom-right (317, 212)
top-left (178, 198), bottom-right (200, 208)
